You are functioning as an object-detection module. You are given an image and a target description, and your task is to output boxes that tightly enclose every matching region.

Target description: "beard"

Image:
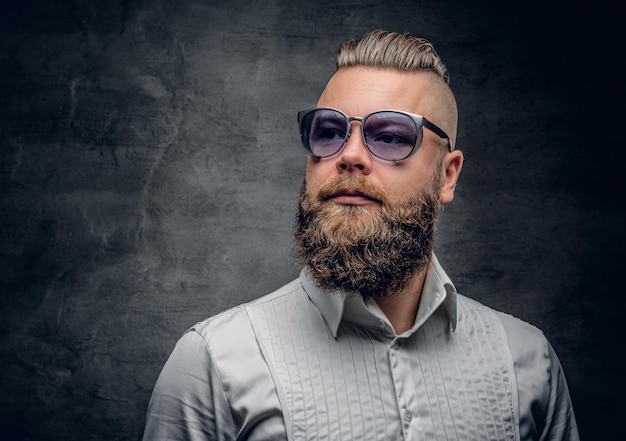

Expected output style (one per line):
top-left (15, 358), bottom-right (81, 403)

top-left (293, 173), bottom-right (441, 302)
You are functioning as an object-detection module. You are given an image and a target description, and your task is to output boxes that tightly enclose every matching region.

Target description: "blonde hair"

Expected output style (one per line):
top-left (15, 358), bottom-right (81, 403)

top-left (336, 30), bottom-right (450, 84)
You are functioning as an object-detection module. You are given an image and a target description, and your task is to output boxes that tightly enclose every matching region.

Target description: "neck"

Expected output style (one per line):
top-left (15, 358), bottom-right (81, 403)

top-left (375, 268), bottom-right (428, 335)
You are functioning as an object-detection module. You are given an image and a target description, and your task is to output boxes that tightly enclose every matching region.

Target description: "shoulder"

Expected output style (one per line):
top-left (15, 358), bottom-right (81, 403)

top-left (456, 295), bottom-right (578, 439)
top-left (173, 278), bottom-right (304, 413)
top-left (179, 277), bottom-right (306, 376)
top-left (455, 294), bottom-right (552, 390)
top-left (189, 277), bottom-right (304, 343)
top-left (456, 293), bottom-right (547, 349)
top-left (144, 280), bottom-right (300, 440)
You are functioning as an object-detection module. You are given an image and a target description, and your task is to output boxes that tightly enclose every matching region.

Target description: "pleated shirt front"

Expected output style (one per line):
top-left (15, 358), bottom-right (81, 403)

top-left (143, 255), bottom-right (579, 441)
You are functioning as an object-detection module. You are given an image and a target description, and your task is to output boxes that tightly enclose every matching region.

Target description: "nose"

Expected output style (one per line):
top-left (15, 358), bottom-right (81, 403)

top-left (335, 121), bottom-right (372, 173)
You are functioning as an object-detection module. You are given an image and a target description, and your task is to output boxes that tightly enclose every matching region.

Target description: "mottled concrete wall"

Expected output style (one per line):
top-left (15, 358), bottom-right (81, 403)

top-left (0, 0), bottom-right (622, 439)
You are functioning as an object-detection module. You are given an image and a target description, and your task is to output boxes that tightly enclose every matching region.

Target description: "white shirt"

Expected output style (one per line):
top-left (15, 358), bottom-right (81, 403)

top-left (143, 255), bottom-right (579, 440)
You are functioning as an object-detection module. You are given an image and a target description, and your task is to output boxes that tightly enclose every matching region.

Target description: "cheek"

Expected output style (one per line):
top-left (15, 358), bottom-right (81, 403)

top-left (304, 178), bottom-right (317, 198)
top-left (384, 170), bottom-right (433, 204)
top-left (304, 173), bottom-right (323, 201)
top-left (305, 160), bottom-right (333, 193)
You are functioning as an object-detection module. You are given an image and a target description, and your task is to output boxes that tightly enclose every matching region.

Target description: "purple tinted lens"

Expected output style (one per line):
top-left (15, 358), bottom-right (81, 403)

top-left (363, 111), bottom-right (418, 161)
top-left (305, 109), bottom-right (348, 157)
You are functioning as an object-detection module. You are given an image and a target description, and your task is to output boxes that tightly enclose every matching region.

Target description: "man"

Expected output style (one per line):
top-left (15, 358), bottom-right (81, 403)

top-left (143, 30), bottom-right (579, 440)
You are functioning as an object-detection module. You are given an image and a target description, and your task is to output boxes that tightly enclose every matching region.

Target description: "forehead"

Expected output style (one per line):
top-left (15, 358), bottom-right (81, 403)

top-left (317, 67), bottom-right (437, 116)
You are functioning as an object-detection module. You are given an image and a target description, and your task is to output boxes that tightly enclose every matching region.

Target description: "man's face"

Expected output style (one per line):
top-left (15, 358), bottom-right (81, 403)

top-left (304, 66), bottom-right (452, 210)
top-left (293, 67), bottom-right (461, 299)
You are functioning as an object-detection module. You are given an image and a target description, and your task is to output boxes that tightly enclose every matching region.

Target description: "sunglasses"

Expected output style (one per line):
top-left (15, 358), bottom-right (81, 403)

top-left (297, 107), bottom-right (452, 162)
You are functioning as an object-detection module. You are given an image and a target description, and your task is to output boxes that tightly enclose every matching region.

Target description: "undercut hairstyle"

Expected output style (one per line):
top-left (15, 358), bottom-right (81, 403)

top-left (336, 29), bottom-right (450, 84)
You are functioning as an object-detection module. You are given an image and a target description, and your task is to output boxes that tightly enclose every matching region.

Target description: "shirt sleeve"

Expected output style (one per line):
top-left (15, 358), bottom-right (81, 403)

top-left (537, 342), bottom-right (579, 441)
top-left (499, 313), bottom-right (580, 441)
top-left (142, 329), bottom-right (237, 441)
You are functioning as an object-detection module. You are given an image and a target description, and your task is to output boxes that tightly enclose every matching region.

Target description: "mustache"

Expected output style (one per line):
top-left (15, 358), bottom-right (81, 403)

top-left (316, 175), bottom-right (389, 205)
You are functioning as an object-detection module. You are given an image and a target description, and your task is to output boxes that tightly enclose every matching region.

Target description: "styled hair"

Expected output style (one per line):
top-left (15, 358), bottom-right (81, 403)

top-left (336, 30), bottom-right (450, 84)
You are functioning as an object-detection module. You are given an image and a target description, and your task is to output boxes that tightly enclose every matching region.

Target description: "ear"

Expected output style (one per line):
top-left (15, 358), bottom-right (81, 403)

top-left (439, 150), bottom-right (464, 204)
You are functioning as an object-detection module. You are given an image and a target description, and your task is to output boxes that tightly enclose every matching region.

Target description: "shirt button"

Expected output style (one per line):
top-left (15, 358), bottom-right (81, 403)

top-left (403, 409), bottom-right (413, 422)
top-left (377, 320), bottom-right (385, 329)
top-left (392, 342), bottom-right (400, 350)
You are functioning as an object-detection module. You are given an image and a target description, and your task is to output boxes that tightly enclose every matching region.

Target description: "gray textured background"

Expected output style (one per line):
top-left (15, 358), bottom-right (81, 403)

top-left (0, 0), bottom-right (623, 440)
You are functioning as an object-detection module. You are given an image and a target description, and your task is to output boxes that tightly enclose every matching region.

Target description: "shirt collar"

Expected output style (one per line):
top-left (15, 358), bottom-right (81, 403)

top-left (301, 253), bottom-right (458, 338)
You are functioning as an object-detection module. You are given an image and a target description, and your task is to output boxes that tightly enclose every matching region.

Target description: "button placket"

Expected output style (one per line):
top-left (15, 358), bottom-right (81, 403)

top-left (402, 408), bottom-right (413, 422)
top-left (389, 337), bottom-right (418, 437)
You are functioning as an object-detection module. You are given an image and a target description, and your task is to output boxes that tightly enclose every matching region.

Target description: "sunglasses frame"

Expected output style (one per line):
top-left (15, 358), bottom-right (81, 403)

top-left (297, 107), bottom-right (453, 162)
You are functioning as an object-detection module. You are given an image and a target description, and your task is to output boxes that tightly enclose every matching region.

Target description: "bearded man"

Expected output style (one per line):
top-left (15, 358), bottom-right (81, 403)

top-left (143, 30), bottom-right (579, 441)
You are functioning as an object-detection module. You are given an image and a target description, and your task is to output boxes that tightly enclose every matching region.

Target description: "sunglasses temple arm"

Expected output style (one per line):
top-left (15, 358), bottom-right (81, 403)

top-left (423, 119), bottom-right (453, 152)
